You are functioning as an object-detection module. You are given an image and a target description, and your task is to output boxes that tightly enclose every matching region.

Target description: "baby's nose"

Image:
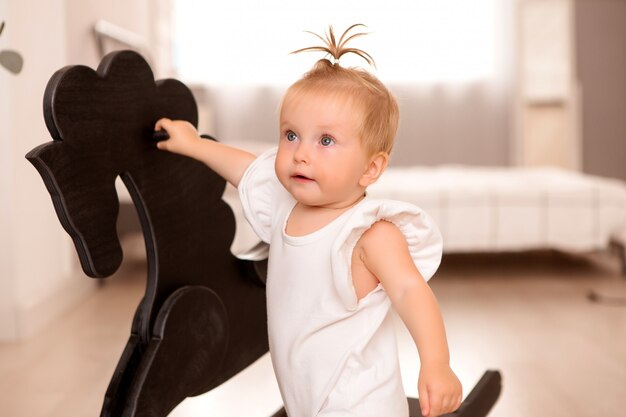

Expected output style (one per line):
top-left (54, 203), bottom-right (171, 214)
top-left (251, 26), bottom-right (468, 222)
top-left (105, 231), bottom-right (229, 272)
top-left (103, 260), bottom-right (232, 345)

top-left (293, 142), bottom-right (310, 164)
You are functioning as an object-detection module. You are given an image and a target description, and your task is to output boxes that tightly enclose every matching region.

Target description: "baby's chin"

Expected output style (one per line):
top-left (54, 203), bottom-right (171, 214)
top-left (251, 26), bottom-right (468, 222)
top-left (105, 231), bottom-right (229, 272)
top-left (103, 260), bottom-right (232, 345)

top-left (288, 192), bottom-right (322, 207)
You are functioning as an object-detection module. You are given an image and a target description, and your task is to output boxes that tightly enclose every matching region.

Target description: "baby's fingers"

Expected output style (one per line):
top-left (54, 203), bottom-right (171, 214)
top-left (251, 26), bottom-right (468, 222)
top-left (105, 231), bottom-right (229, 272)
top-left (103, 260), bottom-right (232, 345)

top-left (450, 393), bottom-right (462, 411)
top-left (427, 391), bottom-right (444, 417)
top-left (441, 395), bottom-right (457, 415)
top-left (438, 392), bottom-right (462, 416)
top-left (155, 139), bottom-right (168, 150)
top-left (419, 385), bottom-right (430, 417)
top-left (426, 389), bottom-right (462, 417)
top-left (154, 118), bottom-right (174, 151)
top-left (154, 117), bottom-right (172, 132)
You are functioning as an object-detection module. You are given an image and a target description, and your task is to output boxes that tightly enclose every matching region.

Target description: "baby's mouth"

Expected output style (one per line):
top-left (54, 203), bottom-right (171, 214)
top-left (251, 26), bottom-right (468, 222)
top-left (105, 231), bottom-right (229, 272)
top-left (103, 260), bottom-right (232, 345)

top-left (292, 174), bottom-right (313, 182)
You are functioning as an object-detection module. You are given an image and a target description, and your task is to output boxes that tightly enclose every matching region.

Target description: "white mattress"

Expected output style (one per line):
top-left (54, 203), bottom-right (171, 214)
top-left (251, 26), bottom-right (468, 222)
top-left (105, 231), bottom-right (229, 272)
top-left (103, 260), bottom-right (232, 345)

top-left (368, 166), bottom-right (626, 253)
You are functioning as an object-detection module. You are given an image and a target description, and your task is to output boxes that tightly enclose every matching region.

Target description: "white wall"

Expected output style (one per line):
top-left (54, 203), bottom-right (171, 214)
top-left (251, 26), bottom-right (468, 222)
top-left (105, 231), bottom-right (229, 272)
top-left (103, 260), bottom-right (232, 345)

top-left (0, 0), bottom-right (80, 340)
top-left (65, 0), bottom-right (172, 77)
top-left (0, 0), bottom-right (95, 342)
top-left (0, 0), bottom-right (18, 339)
top-left (0, 0), bottom-right (161, 341)
top-left (66, 0), bottom-right (150, 67)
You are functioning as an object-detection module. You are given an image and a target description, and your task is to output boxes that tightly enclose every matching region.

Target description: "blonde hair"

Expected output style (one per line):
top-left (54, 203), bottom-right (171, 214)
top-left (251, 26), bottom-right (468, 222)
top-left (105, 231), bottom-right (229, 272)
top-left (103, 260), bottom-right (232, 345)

top-left (281, 24), bottom-right (399, 156)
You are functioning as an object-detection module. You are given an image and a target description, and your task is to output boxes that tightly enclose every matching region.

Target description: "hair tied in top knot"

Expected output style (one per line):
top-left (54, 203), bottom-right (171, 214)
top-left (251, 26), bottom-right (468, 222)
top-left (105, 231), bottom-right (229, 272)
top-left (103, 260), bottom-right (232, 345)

top-left (291, 24), bottom-right (375, 68)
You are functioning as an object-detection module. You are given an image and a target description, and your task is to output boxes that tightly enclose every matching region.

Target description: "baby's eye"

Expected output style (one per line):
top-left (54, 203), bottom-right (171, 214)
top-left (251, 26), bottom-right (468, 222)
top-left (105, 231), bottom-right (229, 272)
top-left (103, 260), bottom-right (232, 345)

top-left (286, 131), bottom-right (298, 142)
top-left (320, 136), bottom-right (335, 146)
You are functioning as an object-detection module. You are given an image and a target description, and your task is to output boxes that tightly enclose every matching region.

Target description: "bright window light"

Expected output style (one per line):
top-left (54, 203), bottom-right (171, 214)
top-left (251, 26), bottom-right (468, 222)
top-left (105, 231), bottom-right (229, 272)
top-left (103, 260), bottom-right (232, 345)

top-left (173, 0), bottom-right (498, 85)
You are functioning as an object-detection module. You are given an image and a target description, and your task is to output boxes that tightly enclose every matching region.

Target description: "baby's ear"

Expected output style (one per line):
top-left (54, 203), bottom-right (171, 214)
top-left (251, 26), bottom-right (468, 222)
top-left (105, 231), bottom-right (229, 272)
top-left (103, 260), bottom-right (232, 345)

top-left (359, 152), bottom-right (388, 187)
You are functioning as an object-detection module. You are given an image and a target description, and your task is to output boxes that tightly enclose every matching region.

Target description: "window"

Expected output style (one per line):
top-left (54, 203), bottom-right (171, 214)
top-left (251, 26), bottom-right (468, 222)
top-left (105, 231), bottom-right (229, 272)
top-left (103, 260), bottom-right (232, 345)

top-left (173, 0), bottom-right (501, 85)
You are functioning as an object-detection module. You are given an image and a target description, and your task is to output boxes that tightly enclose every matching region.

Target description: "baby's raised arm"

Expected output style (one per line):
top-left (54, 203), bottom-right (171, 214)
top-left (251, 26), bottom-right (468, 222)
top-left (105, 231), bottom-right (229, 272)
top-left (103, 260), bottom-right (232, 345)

top-left (154, 118), bottom-right (256, 188)
top-left (357, 220), bottom-right (462, 417)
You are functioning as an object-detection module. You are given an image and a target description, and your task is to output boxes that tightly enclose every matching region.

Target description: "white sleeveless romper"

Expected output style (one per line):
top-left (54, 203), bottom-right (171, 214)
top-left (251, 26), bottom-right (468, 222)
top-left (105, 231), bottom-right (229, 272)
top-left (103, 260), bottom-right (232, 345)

top-left (238, 148), bottom-right (443, 417)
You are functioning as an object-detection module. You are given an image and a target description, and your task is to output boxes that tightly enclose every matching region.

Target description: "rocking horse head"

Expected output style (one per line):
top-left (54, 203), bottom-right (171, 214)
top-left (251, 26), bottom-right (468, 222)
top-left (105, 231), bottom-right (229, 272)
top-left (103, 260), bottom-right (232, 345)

top-left (26, 50), bottom-right (269, 416)
top-left (29, 50), bottom-right (208, 277)
top-left (26, 49), bottom-right (239, 333)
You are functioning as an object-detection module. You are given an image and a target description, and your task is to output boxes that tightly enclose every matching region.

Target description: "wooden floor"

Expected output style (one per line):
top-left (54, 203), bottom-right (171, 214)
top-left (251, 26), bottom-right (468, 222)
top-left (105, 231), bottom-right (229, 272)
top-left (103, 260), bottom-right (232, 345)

top-left (1, 247), bottom-right (625, 417)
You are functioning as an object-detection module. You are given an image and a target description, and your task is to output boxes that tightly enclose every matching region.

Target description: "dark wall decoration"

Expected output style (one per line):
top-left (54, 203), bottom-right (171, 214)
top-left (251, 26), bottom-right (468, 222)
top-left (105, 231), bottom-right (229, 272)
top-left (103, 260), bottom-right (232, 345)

top-left (0, 21), bottom-right (24, 74)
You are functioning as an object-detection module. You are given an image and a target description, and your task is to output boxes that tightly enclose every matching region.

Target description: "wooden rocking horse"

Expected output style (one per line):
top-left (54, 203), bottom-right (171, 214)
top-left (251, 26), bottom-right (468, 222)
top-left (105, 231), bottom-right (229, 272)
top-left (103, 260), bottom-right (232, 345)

top-left (26, 50), bottom-right (501, 417)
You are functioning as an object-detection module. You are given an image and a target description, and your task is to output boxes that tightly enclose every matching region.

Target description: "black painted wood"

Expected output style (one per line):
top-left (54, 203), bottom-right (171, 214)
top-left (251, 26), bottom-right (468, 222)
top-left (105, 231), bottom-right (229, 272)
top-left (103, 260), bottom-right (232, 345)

top-left (26, 50), bottom-right (269, 416)
top-left (26, 50), bottom-right (501, 417)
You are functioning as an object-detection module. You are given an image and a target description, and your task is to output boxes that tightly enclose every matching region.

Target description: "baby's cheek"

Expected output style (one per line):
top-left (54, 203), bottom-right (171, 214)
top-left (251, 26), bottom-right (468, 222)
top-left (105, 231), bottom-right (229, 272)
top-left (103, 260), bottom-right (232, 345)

top-left (274, 160), bottom-right (290, 189)
top-left (274, 155), bottom-right (286, 178)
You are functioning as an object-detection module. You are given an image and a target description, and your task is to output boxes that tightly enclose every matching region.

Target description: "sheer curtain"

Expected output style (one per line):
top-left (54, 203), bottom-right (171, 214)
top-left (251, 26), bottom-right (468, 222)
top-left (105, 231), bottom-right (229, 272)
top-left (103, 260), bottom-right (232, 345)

top-left (171, 0), bottom-right (516, 166)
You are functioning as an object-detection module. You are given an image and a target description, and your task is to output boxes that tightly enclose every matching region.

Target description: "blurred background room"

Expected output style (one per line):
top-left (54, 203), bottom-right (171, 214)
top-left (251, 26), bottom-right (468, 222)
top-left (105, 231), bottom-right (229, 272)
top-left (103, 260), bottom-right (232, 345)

top-left (0, 0), bottom-right (625, 416)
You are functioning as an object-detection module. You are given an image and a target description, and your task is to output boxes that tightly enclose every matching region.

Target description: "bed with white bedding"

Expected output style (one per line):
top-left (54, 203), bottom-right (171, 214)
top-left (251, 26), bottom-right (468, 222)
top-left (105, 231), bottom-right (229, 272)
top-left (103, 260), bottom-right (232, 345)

top-left (368, 165), bottom-right (626, 265)
top-left (217, 141), bottom-right (626, 271)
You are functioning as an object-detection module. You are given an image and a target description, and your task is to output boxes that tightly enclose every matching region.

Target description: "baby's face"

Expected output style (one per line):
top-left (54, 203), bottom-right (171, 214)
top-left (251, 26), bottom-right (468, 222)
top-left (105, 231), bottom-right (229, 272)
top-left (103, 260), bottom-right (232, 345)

top-left (275, 91), bottom-right (371, 209)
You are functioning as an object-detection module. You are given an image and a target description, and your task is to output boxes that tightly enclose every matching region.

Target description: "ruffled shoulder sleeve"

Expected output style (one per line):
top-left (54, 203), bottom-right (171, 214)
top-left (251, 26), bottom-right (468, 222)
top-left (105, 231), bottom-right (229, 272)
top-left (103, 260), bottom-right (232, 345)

top-left (238, 146), bottom-right (283, 244)
top-left (331, 198), bottom-right (443, 311)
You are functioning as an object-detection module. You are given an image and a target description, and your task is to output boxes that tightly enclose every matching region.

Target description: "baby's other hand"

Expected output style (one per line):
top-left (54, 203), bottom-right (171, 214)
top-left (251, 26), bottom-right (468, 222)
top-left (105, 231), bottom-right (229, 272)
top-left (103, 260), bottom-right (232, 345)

top-left (418, 363), bottom-right (462, 417)
top-left (154, 118), bottom-right (201, 156)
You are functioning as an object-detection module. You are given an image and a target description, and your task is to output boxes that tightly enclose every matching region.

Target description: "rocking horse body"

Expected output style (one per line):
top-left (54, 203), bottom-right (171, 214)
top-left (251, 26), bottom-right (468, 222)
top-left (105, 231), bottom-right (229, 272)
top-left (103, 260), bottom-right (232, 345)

top-left (27, 50), bottom-right (268, 416)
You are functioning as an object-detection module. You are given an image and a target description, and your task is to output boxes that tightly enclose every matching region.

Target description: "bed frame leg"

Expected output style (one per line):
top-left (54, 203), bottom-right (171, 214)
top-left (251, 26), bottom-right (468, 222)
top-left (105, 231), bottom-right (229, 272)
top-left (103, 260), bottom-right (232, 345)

top-left (610, 240), bottom-right (626, 276)
top-left (587, 240), bottom-right (626, 305)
